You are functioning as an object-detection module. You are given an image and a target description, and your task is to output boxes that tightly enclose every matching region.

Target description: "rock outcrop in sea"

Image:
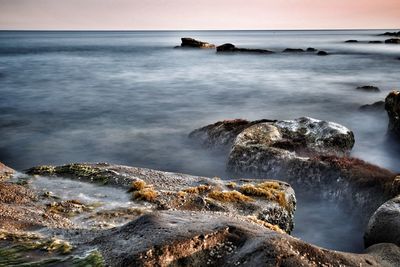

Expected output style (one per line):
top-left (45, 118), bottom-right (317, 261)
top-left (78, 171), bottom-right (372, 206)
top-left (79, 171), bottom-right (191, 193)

top-left (216, 43), bottom-right (274, 54)
top-left (385, 90), bottom-right (400, 138)
top-left (177, 37), bottom-right (216, 48)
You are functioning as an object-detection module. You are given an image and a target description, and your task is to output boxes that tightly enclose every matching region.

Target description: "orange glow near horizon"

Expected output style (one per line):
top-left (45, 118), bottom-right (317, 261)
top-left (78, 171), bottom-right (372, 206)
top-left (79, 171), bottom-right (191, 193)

top-left (0, 0), bottom-right (399, 30)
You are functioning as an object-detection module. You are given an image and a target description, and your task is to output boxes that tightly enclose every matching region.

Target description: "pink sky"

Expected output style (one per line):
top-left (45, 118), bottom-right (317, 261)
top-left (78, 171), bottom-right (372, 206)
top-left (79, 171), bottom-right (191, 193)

top-left (0, 0), bottom-right (399, 30)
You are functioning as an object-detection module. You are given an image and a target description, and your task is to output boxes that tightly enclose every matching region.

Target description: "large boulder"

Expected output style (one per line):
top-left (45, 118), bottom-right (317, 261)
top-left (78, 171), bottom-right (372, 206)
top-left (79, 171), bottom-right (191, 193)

top-left (0, 161), bottom-right (15, 181)
top-left (385, 90), bottom-right (400, 137)
top-left (216, 43), bottom-right (274, 54)
top-left (364, 193), bottom-right (400, 247)
top-left (178, 38), bottom-right (215, 48)
top-left (85, 210), bottom-right (400, 266)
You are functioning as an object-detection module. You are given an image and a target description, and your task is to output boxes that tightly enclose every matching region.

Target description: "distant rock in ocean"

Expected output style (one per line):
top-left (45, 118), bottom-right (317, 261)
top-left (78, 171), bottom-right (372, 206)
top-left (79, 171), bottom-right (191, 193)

top-left (317, 50), bottom-right (329, 56)
top-left (282, 48), bottom-right (304, 53)
top-left (385, 38), bottom-right (400, 44)
top-left (306, 47), bottom-right (317, 52)
top-left (216, 43), bottom-right (274, 54)
top-left (380, 31), bottom-right (400, 37)
top-left (356, 85), bottom-right (380, 92)
top-left (177, 37), bottom-right (215, 48)
top-left (345, 40), bottom-right (358, 43)
top-left (359, 101), bottom-right (385, 112)
top-left (369, 41), bottom-right (383, 44)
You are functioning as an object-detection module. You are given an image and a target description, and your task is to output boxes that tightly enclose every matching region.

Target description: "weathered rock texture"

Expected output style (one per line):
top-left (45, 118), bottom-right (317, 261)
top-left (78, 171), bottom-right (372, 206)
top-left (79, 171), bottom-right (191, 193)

top-left (85, 210), bottom-right (400, 267)
top-left (0, 161), bottom-right (15, 181)
top-left (178, 38), bottom-right (215, 48)
top-left (364, 193), bottom-right (400, 248)
top-left (385, 90), bottom-right (400, 137)
top-left (27, 163), bottom-right (296, 233)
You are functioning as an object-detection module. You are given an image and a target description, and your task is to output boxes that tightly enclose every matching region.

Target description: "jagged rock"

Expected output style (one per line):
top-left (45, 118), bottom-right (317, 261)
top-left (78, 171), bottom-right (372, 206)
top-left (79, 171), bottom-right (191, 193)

top-left (359, 101), bottom-right (385, 112)
top-left (380, 31), bottom-right (400, 37)
top-left (385, 38), bottom-right (400, 44)
top-left (27, 163), bottom-right (296, 233)
top-left (86, 210), bottom-right (400, 267)
top-left (356, 85), bottom-right (380, 92)
top-left (0, 161), bottom-right (15, 181)
top-left (345, 40), bottom-right (358, 43)
top-left (364, 195), bottom-right (400, 247)
top-left (317, 51), bottom-right (328, 56)
top-left (216, 43), bottom-right (274, 54)
top-left (282, 48), bottom-right (304, 53)
top-left (306, 47), bottom-right (317, 52)
top-left (178, 38), bottom-right (215, 48)
top-left (385, 91), bottom-right (400, 137)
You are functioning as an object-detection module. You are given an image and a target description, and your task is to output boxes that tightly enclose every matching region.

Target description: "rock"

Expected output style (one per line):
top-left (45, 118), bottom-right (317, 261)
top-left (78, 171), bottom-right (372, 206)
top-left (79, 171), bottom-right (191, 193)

top-left (27, 163), bottom-right (296, 233)
top-left (380, 31), bottom-right (400, 37)
top-left (359, 101), bottom-right (385, 112)
top-left (178, 38), bottom-right (215, 48)
top-left (317, 50), bottom-right (328, 56)
top-left (282, 48), bottom-right (304, 53)
top-left (216, 43), bottom-right (274, 54)
top-left (345, 40), bottom-right (358, 43)
top-left (369, 41), bottom-right (383, 44)
top-left (356, 85), bottom-right (380, 92)
top-left (87, 210), bottom-right (399, 267)
top-left (189, 119), bottom-right (274, 149)
top-left (385, 90), bottom-right (400, 137)
top-left (306, 47), bottom-right (317, 52)
top-left (0, 161), bottom-right (15, 181)
top-left (364, 195), bottom-right (400, 247)
top-left (385, 38), bottom-right (400, 44)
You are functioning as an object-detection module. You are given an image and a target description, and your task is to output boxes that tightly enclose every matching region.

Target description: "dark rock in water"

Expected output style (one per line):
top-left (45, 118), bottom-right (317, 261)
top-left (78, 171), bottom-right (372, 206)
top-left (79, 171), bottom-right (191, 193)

top-left (0, 161), bottom-right (14, 181)
top-left (359, 101), bottom-right (385, 112)
top-left (306, 47), bottom-right (317, 52)
top-left (369, 41), bottom-right (383, 44)
top-left (356, 85), bottom-right (380, 92)
top-left (385, 38), bottom-right (400, 44)
top-left (385, 90), bottom-right (400, 138)
top-left (89, 210), bottom-right (400, 267)
top-left (216, 43), bottom-right (274, 54)
top-left (282, 48), bottom-right (305, 53)
top-left (178, 37), bottom-right (215, 48)
top-left (380, 31), bottom-right (400, 37)
top-left (364, 194), bottom-right (400, 248)
top-left (345, 40), bottom-right (358, 43)
top-left (317, 50), bottom-right (329, 56)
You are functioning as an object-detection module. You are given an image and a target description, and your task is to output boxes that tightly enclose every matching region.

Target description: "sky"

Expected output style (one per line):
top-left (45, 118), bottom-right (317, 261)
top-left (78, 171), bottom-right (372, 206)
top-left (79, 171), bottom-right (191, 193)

top-left (0, 0), bottom-right (399, 30)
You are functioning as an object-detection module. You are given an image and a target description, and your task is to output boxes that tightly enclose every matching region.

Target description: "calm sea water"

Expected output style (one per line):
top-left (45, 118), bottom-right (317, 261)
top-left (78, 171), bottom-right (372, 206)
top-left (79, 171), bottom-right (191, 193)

top-left (1, 30), bottom-right (399, 252)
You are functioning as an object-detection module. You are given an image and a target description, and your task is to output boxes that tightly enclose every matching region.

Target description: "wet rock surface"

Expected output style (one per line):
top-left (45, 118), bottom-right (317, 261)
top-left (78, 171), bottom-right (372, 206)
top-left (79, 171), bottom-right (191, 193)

top-left (178, 37), bottom-right (215, 48)
top-left (385, 90), bottom-right (400, 138)
top-left (364, 194), bottom-right (400, 248)
top-left (0, 161), bottom-right (15, 181)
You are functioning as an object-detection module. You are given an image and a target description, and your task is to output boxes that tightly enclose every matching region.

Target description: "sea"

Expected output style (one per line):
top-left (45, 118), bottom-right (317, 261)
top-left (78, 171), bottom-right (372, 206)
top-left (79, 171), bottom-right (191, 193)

top-left (1, 30), bottom-right (399, 252)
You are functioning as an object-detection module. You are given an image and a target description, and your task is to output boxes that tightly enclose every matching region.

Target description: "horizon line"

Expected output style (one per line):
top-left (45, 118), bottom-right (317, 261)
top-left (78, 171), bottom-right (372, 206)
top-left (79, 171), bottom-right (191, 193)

top-left (0, 28), bottom-right (399, 32)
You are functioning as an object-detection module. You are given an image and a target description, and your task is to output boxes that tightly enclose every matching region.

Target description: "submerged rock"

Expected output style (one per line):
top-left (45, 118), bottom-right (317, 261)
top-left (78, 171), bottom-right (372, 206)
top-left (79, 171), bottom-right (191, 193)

top-left (306, 47), bottom-right (317, 52)
top-left (359, 101), bottom-right (385, 112)
top-left (385, 90), bottom-right (400, 137)
top-left (216, 43), bottom-right (274, 54)
top-left (364, 194), bottom-right (400, 248)
top-left (88, 210), bottom-right (400, 267)
top-left (345, 40), bottom-right (358, 43)
top-left (282, 48), bottom-right (304, 53)
top-left (369, 41), bottom-right (383, 44)
top-left (356, 85), bottom-right (380, 92)
top-left (0, 161), bottom-right (14, 181)
top-left (178, 37), bottom-right (215, 48)
top-left (385, 38), bottom-right (400, 44)
top-left (317, 50), bottom-right (329, 56)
